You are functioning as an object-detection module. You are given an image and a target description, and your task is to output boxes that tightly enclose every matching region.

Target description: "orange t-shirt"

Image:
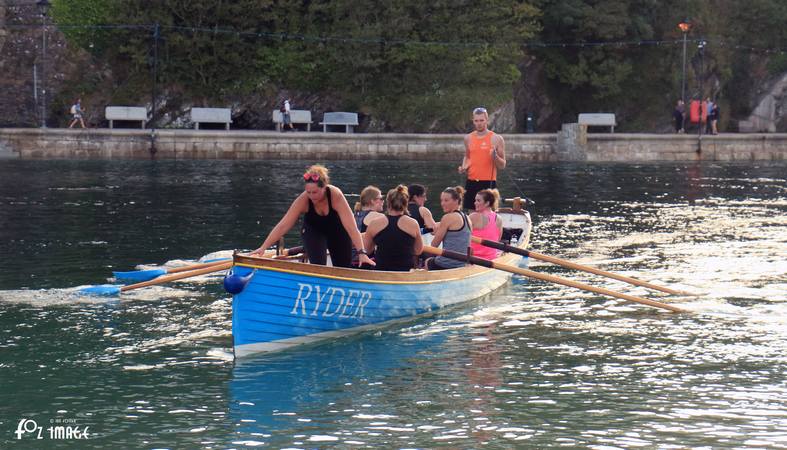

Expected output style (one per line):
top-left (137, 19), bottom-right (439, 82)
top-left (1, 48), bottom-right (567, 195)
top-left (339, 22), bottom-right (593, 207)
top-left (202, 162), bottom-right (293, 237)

top-left (467, 131), bottom-right (496, 181)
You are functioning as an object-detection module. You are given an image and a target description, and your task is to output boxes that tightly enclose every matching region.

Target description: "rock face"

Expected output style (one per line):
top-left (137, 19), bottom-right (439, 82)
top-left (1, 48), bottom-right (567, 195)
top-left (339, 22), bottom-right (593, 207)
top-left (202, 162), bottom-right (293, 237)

top-left (739, 72), bottom-right (787, 133)
top-left (0, 0), bottom-right (84, 127)
top-left (514, 58), bottom-right (556, 133)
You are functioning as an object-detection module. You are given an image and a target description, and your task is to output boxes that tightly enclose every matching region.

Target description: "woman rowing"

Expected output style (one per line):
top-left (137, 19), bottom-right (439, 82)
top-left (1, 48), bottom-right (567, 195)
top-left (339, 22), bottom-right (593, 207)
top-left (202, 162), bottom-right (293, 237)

top-left (424, 186), bottom-right (471, 270)
top-left (469, 189), bottom-right (503, 260)
top-left (363, 185), bottom-right (423, 271)
top-left (250, 165), bottom-right (374, 267)
top-left (354, 185), bottom-right (385, 232)
top-left (407, 184), bottom-right (437, 233)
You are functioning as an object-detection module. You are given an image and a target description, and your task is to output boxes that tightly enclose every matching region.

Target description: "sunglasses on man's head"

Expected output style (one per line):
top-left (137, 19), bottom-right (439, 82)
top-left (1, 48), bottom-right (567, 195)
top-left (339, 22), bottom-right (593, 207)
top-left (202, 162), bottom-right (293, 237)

top-left (303, 172), bottom-right (320, 182)
top-left (473, 107), bottom-right (487, 114)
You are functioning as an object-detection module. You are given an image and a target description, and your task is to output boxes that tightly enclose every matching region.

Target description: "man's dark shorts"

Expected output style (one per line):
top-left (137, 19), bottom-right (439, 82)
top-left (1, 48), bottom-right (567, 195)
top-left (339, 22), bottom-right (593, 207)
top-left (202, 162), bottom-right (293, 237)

top-left (463, 179), bottom-right (496, 210)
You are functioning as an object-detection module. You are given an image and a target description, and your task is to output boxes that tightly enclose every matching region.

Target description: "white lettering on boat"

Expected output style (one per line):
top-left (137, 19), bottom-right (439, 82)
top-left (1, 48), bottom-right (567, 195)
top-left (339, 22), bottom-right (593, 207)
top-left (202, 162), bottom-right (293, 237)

top-left (339, 290), bottom-right (358, 318)
top-left (292, 283), bottom-right (373, 319)
top-left (292, 283), bottom-right (312, 315)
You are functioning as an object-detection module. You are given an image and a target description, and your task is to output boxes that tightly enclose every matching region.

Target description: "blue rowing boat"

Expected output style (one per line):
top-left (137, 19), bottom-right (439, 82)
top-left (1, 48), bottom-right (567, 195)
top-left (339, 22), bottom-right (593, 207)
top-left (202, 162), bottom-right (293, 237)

top-left (227, 209), bottom-right (531, 358)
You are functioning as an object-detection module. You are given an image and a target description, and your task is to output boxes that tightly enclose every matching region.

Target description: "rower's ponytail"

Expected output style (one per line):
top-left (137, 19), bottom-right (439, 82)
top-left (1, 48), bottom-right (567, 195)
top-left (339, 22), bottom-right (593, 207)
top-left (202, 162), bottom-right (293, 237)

top-left (443, 186), bottom-right (465, 203)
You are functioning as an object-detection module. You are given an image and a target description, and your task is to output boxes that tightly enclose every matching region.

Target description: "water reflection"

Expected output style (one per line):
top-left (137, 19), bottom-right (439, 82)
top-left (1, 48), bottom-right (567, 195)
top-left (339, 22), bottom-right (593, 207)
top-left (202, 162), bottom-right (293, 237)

top-left (229, 327), bottom-right (448, 446)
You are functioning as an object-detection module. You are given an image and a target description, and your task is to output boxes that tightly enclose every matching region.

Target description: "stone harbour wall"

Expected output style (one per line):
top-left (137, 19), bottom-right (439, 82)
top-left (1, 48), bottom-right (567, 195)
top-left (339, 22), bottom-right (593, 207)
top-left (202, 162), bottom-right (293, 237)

top-left (0, 128), bottom-right (784, 162)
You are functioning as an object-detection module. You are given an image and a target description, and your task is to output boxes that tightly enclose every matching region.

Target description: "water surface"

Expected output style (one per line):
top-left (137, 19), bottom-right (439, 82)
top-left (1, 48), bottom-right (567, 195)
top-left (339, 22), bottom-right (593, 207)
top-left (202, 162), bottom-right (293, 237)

top-left (0, 160), bottom-right (785, 448)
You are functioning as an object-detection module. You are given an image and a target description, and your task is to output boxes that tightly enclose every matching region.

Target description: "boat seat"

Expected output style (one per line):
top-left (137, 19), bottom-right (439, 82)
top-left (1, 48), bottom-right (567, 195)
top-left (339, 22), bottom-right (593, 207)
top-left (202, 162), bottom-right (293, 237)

top-left (502, 227), bottom-right (524, 244)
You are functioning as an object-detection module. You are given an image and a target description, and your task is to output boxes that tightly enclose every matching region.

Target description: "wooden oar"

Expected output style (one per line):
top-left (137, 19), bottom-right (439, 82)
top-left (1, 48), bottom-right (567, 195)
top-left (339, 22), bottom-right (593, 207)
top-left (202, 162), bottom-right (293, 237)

top-left (80, 261), bottom-right (233, 296)
top-left (470, 236), bottom-right (689, 296)
top-left (422, 246), bottom-right (687, 313)
top-left (113, 258), bottom-right (230, 282)
top-left (112, 246), bottom-right (304, 282)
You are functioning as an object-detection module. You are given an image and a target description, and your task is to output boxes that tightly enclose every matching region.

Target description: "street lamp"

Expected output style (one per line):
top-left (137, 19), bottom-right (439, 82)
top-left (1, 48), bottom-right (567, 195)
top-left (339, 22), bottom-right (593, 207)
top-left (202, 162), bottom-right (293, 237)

top-left (697, 39), bottom-right (706, 152)
top-left (678, 19), bottom-right (691, 107)
top-left (37, 0), bottom-right (51, 128)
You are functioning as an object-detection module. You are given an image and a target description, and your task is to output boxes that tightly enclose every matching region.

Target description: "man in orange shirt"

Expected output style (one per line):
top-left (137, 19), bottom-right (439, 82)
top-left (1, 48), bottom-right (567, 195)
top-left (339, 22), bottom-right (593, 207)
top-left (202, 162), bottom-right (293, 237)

top-left (458, 107), bottom-right (506, 210)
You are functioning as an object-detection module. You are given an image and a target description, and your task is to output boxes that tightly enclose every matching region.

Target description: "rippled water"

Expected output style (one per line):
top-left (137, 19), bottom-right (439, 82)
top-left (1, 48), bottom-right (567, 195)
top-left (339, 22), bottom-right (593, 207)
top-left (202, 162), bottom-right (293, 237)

top-left (0, 160), bottom-right (785, 448)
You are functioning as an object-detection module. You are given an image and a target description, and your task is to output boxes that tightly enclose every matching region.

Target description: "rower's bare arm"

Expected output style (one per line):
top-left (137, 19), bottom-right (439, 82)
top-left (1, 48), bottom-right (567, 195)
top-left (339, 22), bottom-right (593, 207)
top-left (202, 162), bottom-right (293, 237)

top-left (362, 229), bottom-right (375, 256)
top-left (253, 194), bottom-right (306, 254)
top-left (410, 220), bottom-right (424, 256)
top-left (420, 206), bottom-right (437, 230)
top-left (334, 187), bottom-right (375, 265)
top-left (431, 214), bottom-right (456, 247)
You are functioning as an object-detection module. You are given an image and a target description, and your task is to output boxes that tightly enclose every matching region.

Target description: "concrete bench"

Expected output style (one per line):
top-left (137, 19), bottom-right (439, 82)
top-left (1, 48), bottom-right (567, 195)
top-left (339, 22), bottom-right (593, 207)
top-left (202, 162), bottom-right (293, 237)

top-left (105, 106), bottom-right (147, 129)
top-left (191, 107), bottom-right (232, 130)
top-left (272, 109), bottom-right (312, 131)
top-left (578, 113), bottom-right (616, 132)
top-left (320, 112), bottom-right (359, 133)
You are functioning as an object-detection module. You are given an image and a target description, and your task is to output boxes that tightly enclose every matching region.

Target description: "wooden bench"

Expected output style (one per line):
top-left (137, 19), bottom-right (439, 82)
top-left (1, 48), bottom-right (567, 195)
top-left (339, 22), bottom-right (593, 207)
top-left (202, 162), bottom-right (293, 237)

top-left (320, 112), bottom-right (359, 133)
top-left (578, 113), bottom-right (616, 132)
top-left (105, 106), bottom-right (147, 129)
top-left (272, 109), bottom-right (312, 131)
top-left (191, 107), bottom-right (232, 130)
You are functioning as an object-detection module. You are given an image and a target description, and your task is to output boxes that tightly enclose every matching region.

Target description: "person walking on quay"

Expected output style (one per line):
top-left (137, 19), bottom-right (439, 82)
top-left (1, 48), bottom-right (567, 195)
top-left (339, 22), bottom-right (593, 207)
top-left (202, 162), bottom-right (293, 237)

top-left (704, 98), bottom-right (715, 135)
top-left (457, 107), bottom-right (506, 211)
top-left (68, 98), bottom-right (87, 129)
top-left (673, 99), bottom-right (685, 133)
top-left (280, 98), bottom-right (294, 131)
top-left (710, 101), bottom-right (720, 135)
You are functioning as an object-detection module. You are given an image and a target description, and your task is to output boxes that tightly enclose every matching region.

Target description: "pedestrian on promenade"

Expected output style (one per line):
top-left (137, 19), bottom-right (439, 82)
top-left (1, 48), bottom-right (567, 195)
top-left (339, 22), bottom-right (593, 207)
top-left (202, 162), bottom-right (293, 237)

top-left (457, 107), bottom-right (506, 211)
top-left (673, 99), bottom-right (685, 133)
top-left (705, 98), bottom-right (715, 135)
top-left (68, 98), bottom-right (87, 129)
top-left (710, 102), bottom-right (720, 135)
top-left (280, 98), bottom-right (294, 131)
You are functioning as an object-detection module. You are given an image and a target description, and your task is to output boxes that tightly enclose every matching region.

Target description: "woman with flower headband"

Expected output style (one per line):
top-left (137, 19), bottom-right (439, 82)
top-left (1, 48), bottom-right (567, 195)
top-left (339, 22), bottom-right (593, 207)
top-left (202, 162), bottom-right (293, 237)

top-left (250, 165), bottom-right (374, 268)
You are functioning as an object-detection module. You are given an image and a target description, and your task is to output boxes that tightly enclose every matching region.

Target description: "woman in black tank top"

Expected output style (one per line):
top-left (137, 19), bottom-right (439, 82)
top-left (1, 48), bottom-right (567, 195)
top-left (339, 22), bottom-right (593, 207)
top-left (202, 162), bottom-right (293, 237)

top-left (406, 184), bottom-right (436, 233)
top-left (250, 165), bottom-right (374, 268)
top-left (363, 185), bottom-right (423, 271)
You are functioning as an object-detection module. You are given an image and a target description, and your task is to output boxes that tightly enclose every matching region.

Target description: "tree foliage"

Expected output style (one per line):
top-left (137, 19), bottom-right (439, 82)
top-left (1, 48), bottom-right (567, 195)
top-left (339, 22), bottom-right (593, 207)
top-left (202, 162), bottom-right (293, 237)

top-left (51, 0), bottom-right (539, 131)
top-left (50, 0), bottom-right (787, 131)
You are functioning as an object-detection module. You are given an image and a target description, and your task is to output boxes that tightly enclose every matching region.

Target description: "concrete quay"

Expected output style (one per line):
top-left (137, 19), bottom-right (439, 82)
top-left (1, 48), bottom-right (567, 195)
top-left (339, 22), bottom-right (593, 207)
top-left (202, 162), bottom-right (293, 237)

top-left (0, 127), bottom-right (784, 161)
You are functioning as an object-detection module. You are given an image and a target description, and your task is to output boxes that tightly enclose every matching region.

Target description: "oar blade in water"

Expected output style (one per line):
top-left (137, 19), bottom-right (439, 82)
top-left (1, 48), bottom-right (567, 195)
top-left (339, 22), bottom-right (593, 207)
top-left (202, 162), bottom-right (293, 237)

top-left (112, 268), bottom-right (167, 282)
top-left (79, 284), bottom-right (122, 296)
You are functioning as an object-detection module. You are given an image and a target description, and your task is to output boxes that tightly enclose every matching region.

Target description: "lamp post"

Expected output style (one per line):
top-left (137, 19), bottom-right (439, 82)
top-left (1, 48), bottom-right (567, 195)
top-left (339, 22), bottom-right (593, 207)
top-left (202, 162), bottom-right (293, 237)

top-left (678, 19), bottom-right (691, 107)
top-left (37, 0), bottom-right (51, 128)
top-left (697, 39), bottom-right (706, 153)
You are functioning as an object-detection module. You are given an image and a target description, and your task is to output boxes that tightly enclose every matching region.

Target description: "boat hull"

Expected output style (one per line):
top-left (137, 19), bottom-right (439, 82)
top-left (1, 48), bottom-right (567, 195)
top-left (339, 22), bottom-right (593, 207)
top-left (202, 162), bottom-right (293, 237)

top-left (231, 211), bottom-right (531, 358)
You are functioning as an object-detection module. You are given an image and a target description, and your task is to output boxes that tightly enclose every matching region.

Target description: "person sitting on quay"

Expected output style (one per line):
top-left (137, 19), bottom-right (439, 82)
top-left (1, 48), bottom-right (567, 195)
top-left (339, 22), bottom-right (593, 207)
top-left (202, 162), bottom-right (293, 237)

top-left (469, 189), bottom-right (503, 260)
top-left (354, 185), bottom-right (385, 232)
top-left (407, 183), bottom-right (437, 234)
top-left (250, 164), bottom-right (373, 268)
top-left (363, 185), bottom-right (423, 272)
top-left (424, 186), bottom-right (471, 271)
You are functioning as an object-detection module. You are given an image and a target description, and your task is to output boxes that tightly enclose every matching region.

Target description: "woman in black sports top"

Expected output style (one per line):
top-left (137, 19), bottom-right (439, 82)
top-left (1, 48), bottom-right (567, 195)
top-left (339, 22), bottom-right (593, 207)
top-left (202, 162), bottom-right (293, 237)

top-left (251, 165), bottom-right (374, 268)
top-left (363, 185), bottom-right (423, 271)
